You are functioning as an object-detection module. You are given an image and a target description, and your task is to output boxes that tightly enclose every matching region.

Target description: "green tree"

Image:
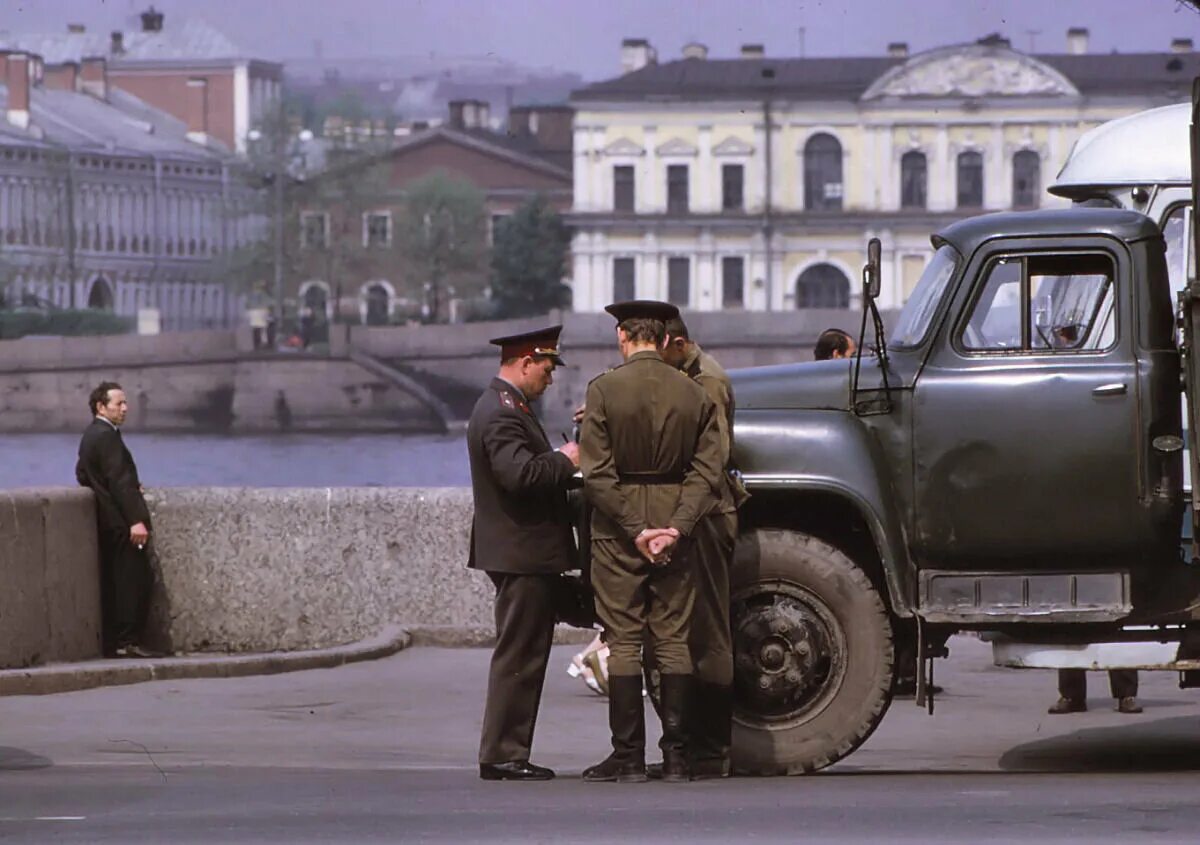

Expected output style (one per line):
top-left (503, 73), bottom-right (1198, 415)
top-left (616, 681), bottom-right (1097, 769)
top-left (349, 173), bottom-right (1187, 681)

top-left (394, 171), bottom-right (486, 322)
top-left (212, 106), bottom-right (389, 326)
top-left (489, 195), bottom-right (571, 318)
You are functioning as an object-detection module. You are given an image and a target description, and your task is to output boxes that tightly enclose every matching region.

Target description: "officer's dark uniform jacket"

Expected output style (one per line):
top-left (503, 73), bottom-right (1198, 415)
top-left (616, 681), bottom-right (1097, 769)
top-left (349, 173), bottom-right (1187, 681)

top-left (466, 377), bottom-right (577, 574)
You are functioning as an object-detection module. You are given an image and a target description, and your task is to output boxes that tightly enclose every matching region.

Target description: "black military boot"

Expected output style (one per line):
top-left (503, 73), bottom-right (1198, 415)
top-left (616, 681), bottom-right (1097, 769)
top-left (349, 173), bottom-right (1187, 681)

top-left (688, 680), bottom-right (732, 780)
top-left (658, 674), bottom-right (692, 783)
top-left (583, 675), bottom-right (647, 783)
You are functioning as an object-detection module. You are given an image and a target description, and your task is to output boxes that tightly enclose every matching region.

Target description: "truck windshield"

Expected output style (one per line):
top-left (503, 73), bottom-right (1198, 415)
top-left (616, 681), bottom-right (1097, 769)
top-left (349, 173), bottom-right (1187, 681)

top-left (890, 245), bottom-right (960, 348)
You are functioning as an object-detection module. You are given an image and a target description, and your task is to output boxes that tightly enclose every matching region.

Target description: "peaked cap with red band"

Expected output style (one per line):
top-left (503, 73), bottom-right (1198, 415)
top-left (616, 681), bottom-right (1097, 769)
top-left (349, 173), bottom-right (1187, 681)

top-left (489, 324), bottom-right (565, 365)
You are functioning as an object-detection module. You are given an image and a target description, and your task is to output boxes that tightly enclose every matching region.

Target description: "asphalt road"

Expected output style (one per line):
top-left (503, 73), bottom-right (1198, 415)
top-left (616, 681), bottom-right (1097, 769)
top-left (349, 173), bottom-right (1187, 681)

top-left (4, 636), bottom-right (1200, 843)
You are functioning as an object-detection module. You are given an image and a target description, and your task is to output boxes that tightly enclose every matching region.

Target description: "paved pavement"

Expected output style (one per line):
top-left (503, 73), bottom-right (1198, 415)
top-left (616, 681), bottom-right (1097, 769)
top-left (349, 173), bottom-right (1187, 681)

top-left (3, 636), bottom-right (1200, 843)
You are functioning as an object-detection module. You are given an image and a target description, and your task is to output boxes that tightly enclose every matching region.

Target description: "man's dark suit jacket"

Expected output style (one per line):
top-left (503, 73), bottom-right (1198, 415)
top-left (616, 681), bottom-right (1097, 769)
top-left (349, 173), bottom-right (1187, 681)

top-left (466, 378), bottom-right (577, 575)
top-left (76, 418), bottom-right (151, 538)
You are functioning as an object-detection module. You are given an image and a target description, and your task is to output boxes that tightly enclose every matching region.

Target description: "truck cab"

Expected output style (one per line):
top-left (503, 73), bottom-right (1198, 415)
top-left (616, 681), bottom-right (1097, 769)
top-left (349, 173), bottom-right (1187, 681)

top-left (726, 206), bottom-right (1200, 776)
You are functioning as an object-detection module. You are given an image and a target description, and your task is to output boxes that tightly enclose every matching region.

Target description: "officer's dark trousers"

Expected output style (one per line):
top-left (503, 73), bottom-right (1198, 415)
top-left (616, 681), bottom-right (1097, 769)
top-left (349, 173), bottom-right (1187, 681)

top-left (1058, 668), bottom-right (1138, 701)
top-left (99, 531), bottom-right (153, 652)
top-left (479, 573), bottom-right (568, 765)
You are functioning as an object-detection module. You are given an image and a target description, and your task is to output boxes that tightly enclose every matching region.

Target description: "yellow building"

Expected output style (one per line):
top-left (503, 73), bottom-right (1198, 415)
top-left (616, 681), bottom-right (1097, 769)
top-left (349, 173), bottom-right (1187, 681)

top-left (568, 32), bottom-right (1199, 312)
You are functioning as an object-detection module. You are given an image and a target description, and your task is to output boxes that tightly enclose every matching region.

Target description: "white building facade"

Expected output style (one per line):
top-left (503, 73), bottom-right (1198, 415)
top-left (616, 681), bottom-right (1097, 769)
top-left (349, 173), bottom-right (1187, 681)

top-left (569, 34), bottom-right (1199, 312)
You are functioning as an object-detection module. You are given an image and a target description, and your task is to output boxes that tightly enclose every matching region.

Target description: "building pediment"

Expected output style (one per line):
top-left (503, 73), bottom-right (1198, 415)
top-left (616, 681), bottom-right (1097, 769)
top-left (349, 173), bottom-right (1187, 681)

top-left (862, 44), bottom-right (1080, 100)
top-left (601, 137), bottom-right (646, 157)
top-left (655, 137), bottom-right (699, 157)
top-left (712, 136), bottom-right (755, 156)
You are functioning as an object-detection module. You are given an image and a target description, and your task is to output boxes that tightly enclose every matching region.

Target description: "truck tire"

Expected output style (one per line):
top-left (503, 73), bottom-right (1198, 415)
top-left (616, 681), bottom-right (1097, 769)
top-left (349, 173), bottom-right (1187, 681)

top-left (730, 529), bottom-right (894, 775)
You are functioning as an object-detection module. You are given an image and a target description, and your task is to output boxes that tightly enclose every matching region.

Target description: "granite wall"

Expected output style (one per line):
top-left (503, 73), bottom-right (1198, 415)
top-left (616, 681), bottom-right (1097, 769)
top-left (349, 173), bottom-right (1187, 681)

top-left (144, 487), bottom-right (489, 654)
top-left (0, 488), bottom-right (102, 667)
top-left (1, 486), bottom-right (497, 667)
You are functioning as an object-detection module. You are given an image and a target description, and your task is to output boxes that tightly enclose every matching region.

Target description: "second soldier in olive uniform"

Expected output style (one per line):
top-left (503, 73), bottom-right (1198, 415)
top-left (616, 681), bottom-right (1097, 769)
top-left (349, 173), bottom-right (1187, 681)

top-left (579, 300), bottom-right (724, 783)
top-left (659, 315), bottom-right (749, 779)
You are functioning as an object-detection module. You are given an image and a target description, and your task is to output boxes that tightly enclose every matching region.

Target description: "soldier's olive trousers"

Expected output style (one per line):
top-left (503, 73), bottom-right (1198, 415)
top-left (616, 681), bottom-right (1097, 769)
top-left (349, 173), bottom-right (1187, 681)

top-left (479, 572), bottom-right (583, 765)
top-left (592, 537), bottom-right (695, 677)
top-left (691, 511), bottom-right (737, 686)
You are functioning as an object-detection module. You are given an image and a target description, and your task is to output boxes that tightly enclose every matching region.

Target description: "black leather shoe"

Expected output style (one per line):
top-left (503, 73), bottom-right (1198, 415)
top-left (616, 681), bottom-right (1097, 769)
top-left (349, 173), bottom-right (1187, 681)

top-left (582, 753), bottom-right (646, 783)
top-left (479, 761), bottom-right (555, 781)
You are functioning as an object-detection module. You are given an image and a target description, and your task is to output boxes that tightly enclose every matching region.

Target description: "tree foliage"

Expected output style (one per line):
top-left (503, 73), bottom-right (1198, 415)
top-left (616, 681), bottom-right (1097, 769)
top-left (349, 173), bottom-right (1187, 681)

top-left (489, 195), bottom-right (571, 318)
top-left (394, 171), bottom-right (486, 320)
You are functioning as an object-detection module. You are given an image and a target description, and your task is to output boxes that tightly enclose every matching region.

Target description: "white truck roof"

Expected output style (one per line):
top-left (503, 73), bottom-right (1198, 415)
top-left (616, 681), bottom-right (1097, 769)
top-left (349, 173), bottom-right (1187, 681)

top-left (1050, 102), bottom-right (1190, 198)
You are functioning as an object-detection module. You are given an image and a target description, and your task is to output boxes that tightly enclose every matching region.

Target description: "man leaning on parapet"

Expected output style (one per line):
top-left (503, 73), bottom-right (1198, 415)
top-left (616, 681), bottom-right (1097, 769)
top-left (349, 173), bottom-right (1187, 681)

top-left (76, 381), bottom-right (159, 659)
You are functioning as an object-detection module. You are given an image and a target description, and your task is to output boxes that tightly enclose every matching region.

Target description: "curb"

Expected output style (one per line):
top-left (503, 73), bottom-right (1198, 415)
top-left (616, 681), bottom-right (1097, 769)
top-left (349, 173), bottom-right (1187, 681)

top-left (406, 624), bottom-right (597, 648)
top-left (0, 624), bottom-right (411, 697)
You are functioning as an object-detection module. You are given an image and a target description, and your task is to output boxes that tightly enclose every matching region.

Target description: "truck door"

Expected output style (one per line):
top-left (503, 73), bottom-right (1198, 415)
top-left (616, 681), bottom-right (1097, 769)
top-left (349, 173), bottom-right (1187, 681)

top-left (911, 240), bottom-right (1156, 572)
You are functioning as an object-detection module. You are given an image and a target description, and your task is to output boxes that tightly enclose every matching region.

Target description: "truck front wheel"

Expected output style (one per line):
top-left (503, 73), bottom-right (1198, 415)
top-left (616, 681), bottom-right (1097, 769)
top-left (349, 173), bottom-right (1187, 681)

top-left (730, 529), bottom-right (894, 774)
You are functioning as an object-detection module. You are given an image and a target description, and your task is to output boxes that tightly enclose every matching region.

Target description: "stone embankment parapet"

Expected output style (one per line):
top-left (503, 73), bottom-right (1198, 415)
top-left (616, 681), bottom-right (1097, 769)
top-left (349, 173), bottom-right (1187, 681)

top-left (1, 486), bottom-right (559, 681)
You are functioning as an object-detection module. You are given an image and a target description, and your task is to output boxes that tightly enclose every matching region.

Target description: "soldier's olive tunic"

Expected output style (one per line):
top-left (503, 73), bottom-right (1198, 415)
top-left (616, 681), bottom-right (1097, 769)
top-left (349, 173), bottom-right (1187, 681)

top-left (581, 349), bottom-right (724, 677)
top-left (681, 343), bottom-right (748, 688)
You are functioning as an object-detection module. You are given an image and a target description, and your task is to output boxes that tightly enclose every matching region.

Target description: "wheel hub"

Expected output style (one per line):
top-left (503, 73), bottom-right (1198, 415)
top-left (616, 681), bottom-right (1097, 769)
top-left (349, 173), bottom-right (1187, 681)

top-left (732, 583), bottom-right (842, 723)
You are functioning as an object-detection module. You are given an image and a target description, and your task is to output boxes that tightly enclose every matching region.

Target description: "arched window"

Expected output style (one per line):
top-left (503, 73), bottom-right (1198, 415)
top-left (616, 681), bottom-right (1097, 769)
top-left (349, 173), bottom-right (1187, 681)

top-left (363, 283), bottom-right (390, 326)
top-left (804, 133), bottom-right (843, 211)
top-left (957, 151), bottom-right (984, 209)
top-left (303, 282), bottom-right (329, 314)
top-left (87, 277), bottom-right (114, 310)
top-left (1012, 150), bottom-right (1041, 209)
top-left (796, 263), bottom-right (850, 309)
top-left (900, 151), bottom-right (927, 209)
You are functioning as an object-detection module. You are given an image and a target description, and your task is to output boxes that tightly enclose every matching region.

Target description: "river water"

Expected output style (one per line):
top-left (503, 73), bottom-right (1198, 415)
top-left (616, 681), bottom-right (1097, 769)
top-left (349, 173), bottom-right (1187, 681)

top-left (0, 432), bottom-right (472, 489)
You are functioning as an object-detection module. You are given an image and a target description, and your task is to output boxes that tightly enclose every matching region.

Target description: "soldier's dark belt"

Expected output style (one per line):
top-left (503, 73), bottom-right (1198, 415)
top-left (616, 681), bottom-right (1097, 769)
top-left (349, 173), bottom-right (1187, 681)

top-left (618, 472), bottom-right (685, 485)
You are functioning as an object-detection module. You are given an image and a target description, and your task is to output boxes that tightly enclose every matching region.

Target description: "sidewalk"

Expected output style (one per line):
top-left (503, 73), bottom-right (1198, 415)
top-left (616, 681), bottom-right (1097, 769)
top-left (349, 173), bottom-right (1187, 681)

top-left (0, 625), bottom-right (410, 696)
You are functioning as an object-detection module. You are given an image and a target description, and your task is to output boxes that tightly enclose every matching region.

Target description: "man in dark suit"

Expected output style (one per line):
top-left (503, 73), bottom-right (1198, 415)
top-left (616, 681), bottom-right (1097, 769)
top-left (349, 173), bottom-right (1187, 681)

top-left (468, 325), bottom-right (586, 782)
top-left (76, 381), bottom-right (157, 658)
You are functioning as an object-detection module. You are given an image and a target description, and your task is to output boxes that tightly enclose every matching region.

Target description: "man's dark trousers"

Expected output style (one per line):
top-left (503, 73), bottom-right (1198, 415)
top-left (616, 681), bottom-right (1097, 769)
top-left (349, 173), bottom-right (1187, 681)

top-left (98, 530), bottom-right (154, 651)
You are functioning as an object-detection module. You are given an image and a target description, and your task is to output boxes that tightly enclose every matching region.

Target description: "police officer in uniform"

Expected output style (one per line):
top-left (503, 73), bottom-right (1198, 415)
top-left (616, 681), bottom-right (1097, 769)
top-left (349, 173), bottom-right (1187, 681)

top-left (657, 315), bottom-right (749, 779)
top-left (580, 300), bottom-right (724, 783)
top-left (468, 325), bottom-right (586, 782)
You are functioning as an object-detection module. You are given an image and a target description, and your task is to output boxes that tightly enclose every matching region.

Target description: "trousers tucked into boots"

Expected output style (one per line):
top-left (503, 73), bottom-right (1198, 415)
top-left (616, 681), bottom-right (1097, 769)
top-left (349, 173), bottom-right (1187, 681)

top-left (583, 675), bottom-right (647, 783)
top-left (658, 674), bottom-right (692, 782)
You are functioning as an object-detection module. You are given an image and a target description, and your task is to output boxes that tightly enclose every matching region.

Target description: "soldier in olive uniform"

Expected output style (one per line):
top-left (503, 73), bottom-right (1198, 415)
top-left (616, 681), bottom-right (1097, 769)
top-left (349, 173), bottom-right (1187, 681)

top-left (580, 300), bottom-right (724, 783)
top-left (658, 315), bottom-right (749, 779)
top-left (467, 326), bottom-right (587, 782)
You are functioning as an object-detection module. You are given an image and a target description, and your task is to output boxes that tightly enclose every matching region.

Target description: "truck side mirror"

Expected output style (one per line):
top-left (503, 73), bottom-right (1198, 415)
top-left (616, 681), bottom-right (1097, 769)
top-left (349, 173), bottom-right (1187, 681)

top-left (863, 238), bottom-right (882, 301)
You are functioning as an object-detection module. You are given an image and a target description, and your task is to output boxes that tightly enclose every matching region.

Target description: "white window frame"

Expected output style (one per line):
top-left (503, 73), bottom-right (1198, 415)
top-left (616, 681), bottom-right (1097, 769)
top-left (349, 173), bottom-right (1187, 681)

top-left (300, 211), bottom-right (329, 248)
top-left (362, 210), bottom-right (392, 248)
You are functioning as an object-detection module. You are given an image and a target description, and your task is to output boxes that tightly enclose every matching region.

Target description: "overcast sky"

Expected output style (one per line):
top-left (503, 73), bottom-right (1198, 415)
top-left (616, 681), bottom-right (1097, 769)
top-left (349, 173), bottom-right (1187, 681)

top-left (1, 0), bottom-right (1199, 79)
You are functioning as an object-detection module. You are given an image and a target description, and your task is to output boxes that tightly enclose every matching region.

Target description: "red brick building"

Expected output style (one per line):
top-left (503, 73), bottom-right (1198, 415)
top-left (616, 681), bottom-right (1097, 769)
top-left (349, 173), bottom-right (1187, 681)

top-left (4, 7), bottom-right (282, 155)
top-left (293, 104), bottom-right (573, 325)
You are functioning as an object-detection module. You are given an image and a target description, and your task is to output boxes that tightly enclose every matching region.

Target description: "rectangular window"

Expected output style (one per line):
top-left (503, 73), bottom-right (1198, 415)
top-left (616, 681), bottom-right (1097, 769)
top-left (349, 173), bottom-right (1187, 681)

top-left (722, 164), bottom-right (744, 211)
top-left (613, 257), bottom-right (636, 301)
top-left (667, 164), bottom-right (689, 214)
top-left (722, 256), bottom-right (745, 309)
top-left (301, 211), bottom-right (328, 249)
top-left (667, 257), bottom-right (690, 306)
top-left (957, 151), bottom-right (984, 209)
top-left (363, 212), bottom-right (391, 247)
top-left (960, 252), bottom-right (1116, 354)
top-left (613, 165), bottom-right (635, 212)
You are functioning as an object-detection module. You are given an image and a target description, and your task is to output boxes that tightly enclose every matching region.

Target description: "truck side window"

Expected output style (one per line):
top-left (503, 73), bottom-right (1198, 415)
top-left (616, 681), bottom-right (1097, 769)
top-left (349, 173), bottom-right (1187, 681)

top-left (961, 253), bottom-right (1116, 354)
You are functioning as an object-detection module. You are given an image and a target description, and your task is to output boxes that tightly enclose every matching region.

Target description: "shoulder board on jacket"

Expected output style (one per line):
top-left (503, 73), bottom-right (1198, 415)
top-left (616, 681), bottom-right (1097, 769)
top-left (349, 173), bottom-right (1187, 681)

top-left (587, 364), bottom-right (620, 387)
top-left (497, 389), bottom-right (532, 415)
